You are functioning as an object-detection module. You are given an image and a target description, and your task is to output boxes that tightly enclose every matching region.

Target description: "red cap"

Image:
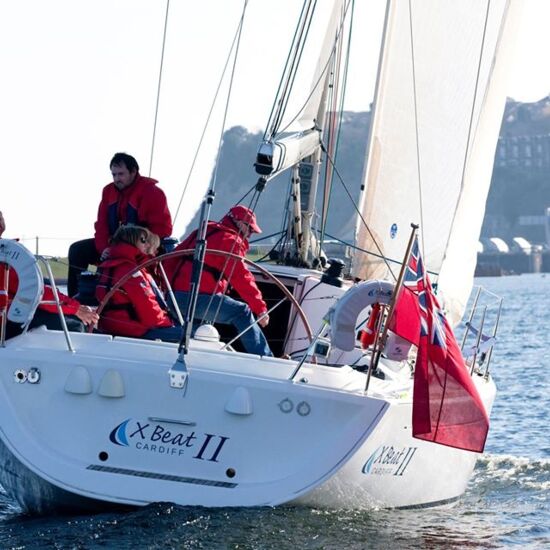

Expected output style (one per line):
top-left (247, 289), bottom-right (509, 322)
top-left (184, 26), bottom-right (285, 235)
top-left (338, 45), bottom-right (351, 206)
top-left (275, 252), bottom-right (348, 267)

top-left (228, 205), bottom-right (262, 233)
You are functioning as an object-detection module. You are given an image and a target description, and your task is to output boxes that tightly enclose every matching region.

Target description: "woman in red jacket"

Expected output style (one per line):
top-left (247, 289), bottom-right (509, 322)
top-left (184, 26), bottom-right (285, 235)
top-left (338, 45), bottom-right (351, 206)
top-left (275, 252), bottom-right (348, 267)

top-left (95, 225), bottom-right (182, 342)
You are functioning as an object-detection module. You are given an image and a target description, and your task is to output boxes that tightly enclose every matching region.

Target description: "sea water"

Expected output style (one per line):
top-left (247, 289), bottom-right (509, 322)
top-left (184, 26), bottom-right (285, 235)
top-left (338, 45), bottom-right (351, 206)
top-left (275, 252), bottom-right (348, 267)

top-left (0, 274), bottom-right (547, 549)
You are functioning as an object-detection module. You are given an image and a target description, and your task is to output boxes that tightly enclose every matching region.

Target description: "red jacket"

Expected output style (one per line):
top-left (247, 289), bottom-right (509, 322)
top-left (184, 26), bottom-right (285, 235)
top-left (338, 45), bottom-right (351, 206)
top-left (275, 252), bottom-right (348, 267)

top-left (164, 217), bottom-right (267, 316)
top-left (0, 264), bottom-right (80, 315)
top-left (95, 242), bottom-right (173, 337)
top-left (94, 174), bottom-right (173, 254)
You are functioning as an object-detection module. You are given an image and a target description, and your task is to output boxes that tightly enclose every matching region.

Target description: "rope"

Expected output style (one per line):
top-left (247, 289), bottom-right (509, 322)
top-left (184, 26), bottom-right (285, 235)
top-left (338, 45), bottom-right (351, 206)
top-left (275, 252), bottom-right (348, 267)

top-left (407, 0), bottom-right (425, 258)
top-left (271, 0), bottom-right (353, 139)
top-left (148, 0), bottom-right (171, 178)
top-left (173, 0), bottom-right (249, 226)
top-left (319, 0), bottom-right (355, 254)
top-left (264, 0), bottom-right (317, 140)
top-left (321, 140), bottom-right (398, 281)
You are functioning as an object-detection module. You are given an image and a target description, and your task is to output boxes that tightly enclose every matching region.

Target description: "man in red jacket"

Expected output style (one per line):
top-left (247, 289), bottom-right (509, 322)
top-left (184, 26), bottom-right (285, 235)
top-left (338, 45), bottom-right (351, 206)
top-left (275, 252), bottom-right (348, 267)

top-left (67, 152), bottom-right (173, 297)
top-left (164, 205), bottom-right (272, 356)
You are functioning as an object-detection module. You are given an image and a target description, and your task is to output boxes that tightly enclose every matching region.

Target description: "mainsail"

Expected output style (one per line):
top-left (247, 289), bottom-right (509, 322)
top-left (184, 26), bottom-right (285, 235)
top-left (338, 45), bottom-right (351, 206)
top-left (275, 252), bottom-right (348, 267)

top-left (351, 0), bottom-right (520, 324)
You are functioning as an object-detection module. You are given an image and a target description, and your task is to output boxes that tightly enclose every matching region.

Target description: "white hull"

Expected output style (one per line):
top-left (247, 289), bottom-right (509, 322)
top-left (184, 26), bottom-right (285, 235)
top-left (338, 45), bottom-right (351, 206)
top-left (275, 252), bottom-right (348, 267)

top-left (0, 329), bottom-right (388, 513)
top-left (0, 326), bottom-right (494, 513)
top-left (296, 374), bottom-right (495, 509)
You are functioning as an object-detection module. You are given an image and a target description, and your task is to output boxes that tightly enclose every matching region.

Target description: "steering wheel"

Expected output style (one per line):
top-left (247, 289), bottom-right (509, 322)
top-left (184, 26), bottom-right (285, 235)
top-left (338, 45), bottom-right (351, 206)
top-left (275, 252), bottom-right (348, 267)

top-left (93, 248), bottom-right (313, 344)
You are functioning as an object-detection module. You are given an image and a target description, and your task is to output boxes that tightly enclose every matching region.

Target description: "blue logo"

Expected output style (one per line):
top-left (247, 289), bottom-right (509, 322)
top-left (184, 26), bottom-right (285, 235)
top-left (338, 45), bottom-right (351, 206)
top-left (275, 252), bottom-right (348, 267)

top-left (362, 445), bottom-right (417, 476)
top-left (109, 419), bottom-right (131, 446)
top-left (390, 223), bottom-right (398, 239)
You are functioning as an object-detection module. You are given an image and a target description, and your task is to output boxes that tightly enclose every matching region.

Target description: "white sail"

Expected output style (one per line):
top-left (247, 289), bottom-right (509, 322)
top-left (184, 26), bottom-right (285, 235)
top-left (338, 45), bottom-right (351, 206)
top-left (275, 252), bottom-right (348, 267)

top-left (351, 0), bottom-right (520, 324)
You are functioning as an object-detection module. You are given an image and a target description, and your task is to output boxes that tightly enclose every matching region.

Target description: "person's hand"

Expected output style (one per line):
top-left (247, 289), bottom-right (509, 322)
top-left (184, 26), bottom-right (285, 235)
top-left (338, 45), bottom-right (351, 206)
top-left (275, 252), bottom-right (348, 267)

top-left (76, 305), bottom-right (99, 327)
top-left (0, 211), bottom-right (5, 238)
top-left (100, 248), bottom-right (110, 262)
top-left (258, 312), bottom-right (269, 328)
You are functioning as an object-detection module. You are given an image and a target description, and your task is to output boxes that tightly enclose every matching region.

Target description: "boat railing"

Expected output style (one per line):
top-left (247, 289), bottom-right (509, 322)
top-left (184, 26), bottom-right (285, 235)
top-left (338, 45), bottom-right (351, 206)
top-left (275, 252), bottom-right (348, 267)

top-left (459, 286), bottom-right (502, 379)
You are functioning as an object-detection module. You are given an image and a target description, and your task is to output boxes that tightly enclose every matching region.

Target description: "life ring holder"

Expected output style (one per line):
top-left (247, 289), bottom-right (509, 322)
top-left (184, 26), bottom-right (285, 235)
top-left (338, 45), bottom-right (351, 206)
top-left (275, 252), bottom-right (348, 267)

top-left (327, 279), bottom-right (395, 352)
top-left (0, 239), bottom-right (44, 327)
top-left (94, 248), bottom-right (313, 344)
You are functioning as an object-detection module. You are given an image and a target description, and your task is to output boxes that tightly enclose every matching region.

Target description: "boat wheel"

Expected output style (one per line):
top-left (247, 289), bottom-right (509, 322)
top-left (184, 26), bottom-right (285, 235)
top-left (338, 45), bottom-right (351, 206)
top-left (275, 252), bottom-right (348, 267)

top-left (93, 248), bottom-right (313, 344)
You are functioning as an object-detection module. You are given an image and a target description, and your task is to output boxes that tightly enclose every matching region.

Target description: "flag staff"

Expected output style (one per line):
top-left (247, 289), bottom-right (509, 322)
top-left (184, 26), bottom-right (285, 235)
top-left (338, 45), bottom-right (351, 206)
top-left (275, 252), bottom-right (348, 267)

top-left (365, 223), bottom-right (419, 392)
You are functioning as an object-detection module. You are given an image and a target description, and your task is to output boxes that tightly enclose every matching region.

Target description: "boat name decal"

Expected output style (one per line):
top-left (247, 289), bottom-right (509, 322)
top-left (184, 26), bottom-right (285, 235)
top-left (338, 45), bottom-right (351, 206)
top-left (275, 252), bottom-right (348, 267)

top-left (109, 419), bottom-right (229, 462)
top-left (362, 445), bottom-right (417, 476)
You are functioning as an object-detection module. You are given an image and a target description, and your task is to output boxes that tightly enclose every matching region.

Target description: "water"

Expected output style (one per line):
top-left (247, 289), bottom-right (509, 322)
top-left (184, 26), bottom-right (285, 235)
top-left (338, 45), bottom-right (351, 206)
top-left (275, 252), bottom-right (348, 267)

top-left (0, 274), bottom-right (548, 549)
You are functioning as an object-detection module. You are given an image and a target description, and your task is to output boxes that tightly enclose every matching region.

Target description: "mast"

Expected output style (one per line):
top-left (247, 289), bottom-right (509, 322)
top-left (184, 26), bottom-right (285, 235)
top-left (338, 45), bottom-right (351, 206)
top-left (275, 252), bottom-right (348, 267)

top-left (255, 0), bottom-right (348, 267)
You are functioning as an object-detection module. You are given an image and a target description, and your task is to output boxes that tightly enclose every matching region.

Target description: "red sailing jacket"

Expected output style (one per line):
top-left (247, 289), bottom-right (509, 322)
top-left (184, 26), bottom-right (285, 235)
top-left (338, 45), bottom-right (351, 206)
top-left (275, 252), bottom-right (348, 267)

top-left (0, 264), bottom-right (80, 315)
top-left (163, 217), bottom-right (267, 316)
top-left (94, 174), bottom-right (173, 254)
top-left (95, 242), bottom-right (173, 337)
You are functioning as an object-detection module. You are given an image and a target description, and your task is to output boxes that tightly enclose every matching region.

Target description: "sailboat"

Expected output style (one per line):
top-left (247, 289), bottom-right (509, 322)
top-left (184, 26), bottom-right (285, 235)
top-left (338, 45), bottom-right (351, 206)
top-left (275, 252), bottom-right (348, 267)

top-left (0, 0), bottom-right (518, 514)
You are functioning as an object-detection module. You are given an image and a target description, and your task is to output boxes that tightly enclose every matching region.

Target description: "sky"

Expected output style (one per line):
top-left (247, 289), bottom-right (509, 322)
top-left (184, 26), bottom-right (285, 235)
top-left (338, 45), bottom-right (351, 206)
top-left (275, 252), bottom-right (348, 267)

top-left (0, 0), bottom-right (547, 257)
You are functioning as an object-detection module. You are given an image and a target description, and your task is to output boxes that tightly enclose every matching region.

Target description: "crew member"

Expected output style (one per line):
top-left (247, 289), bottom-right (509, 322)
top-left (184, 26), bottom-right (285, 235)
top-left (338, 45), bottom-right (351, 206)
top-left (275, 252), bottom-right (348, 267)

top-left (164, 205), bottom-right (272, 356)
top-left (0, 211), bottom-right (98, 338)
top-left (95, 225), bottom-right (182, 342)
top-left (67, 152), bottom-right (173, 296)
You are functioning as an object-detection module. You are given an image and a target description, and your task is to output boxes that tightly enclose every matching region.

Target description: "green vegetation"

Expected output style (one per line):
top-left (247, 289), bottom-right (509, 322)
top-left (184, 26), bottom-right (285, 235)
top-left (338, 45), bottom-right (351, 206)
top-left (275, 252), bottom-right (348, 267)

top-left (39, 258), bottom-right (69, 281)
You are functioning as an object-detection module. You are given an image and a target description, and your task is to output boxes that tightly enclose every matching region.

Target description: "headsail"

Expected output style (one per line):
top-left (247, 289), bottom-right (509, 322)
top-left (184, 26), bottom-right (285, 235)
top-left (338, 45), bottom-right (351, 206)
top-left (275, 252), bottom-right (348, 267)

top-left (351, 0), bottom-right (520, 324)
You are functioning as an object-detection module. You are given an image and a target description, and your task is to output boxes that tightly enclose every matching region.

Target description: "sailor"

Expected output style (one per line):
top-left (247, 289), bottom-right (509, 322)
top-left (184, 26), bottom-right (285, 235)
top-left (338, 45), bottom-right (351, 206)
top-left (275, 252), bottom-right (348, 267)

top-left (95, 225), bottom-right (182, 342)
top-left (164, 205), bottom-right (272, 356)
top-left (67, 152), bottom-right (173, 297)
top-left (0, 211), bottom-right (98, 338)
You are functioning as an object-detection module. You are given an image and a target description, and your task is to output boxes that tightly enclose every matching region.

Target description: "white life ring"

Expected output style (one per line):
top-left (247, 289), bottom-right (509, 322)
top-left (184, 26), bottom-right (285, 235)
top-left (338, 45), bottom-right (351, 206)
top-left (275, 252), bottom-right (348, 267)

top-left (327, 280), bottom-right (394, 352)
top-left (0, 239), bottom-right (43, 327)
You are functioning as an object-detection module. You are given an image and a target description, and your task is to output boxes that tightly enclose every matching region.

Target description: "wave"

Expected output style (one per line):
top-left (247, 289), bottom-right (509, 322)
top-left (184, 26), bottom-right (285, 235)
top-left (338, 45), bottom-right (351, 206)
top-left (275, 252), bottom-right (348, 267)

top-left (474, 453), bottom-right (550, 492)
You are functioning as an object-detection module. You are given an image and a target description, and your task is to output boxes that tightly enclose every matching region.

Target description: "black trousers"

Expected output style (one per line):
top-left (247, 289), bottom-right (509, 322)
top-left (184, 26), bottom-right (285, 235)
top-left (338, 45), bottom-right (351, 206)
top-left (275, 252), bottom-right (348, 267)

top-left (67, 238), bottom-right (101, 297)
top-left (5, 310), bottom-right (85, 339)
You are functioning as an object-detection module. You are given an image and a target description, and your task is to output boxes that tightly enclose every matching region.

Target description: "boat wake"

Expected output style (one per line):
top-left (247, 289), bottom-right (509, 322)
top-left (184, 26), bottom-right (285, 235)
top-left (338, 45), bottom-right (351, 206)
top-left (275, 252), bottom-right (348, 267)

top-left (474, 453), bottom-right (550, 492)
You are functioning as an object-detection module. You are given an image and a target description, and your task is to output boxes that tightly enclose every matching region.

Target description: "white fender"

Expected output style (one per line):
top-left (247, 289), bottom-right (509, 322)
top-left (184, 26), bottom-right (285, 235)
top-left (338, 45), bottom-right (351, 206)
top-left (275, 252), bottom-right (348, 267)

top-left (327, 280), bottom-right (394, 352)
top-left (0, 239), bottom-right (43, 326)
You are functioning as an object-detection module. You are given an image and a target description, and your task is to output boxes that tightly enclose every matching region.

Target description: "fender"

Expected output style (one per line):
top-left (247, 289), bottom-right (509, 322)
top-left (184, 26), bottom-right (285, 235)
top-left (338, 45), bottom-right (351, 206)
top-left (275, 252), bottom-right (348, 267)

top-left (327, 280), bottom-right (394, 352)
top-left (0, 239), bottom-right (43, 326)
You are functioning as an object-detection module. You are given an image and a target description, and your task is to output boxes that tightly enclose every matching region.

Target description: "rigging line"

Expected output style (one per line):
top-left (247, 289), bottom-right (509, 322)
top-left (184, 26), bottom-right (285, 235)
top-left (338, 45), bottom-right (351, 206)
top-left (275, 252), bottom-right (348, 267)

top-left (210, 0), bottom-right (250, 194)
top-left (265, 0), bottom-right (317, 140)
top-left (321, 140), bottom-right (397, 281)
top-left (320, 230), bottom-right (439, 278)
top-left (319, 32), bottom-right (341, 249)
top-left (275, 2), bottom-right (319, 135)
top-left (264, 0), bottom-right (311, 140)
top-left (273, 0), bottom-right (352, 139)
top-left (172, 0), bottom-right (249, 226)
top-left (254, 233), bottom-right (286, 263)
top-left (275, 179), bottom-right (294, 259)
top-left (148, 0), bottom-right (170, 178)
top-left (440, 0), bottom-right (494, 272)
top-left (407, 0), bottom-right (426, 258)
top-left (249, 230), bottom-right (284, 245)
top-left (320, 0), bottom-right (354, 251)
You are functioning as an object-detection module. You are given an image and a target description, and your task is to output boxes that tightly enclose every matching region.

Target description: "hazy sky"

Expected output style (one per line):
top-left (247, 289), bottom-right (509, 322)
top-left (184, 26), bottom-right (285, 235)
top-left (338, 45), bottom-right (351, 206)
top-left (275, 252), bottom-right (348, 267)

top-left (0, 0), bottom-right (547, 256)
